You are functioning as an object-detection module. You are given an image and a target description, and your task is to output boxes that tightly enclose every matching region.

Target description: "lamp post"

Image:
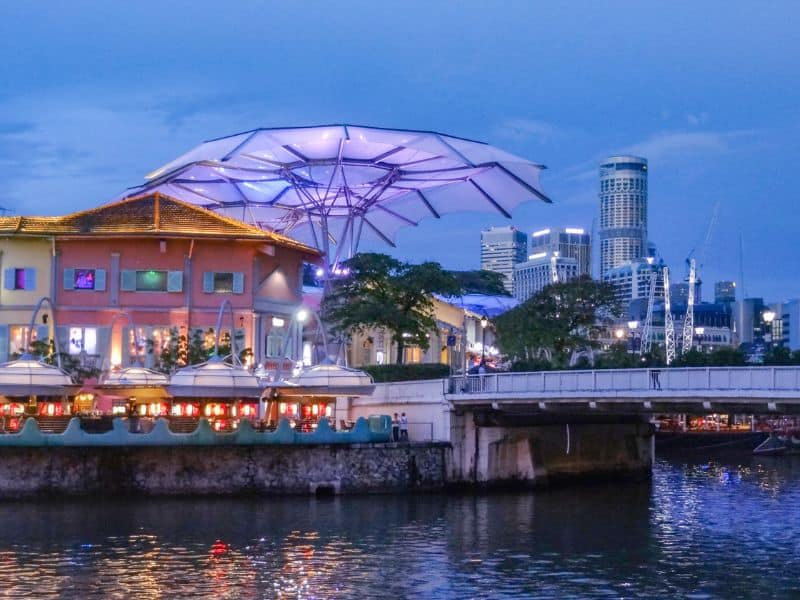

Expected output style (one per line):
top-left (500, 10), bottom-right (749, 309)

top-left (480, 315), bottom-right (488, 364)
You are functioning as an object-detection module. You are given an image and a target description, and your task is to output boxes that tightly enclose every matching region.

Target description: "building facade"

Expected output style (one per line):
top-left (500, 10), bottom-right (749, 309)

top-left (599, 155), bottom-right (648, 277)
top-left (530, 227), bottom-right (591, 276)
top-left (480, 226), bottom-right (527, 293)
top-left (603, 259), bottom-right (663, 307)
top-left (715, 280), bottom-right (737, 304)
top-left (513, 254), bottom-right (578, 302)
top-left (0, 194), bottom-right (320, 370)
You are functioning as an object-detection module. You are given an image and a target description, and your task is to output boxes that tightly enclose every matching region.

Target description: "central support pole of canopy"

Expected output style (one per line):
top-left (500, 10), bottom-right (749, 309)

top-left (24, 296), bottom-right (63, 369)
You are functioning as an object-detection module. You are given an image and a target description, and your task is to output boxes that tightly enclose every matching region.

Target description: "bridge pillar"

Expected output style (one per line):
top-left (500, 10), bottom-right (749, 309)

top-left (447, 410), bottom-right (654, 487)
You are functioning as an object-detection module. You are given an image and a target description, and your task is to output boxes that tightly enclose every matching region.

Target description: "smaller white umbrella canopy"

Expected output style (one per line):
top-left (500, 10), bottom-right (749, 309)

top-left (167, 356), bottom-right (263, 398)
top-left (0, 356), bottom-right (75, 396)
top-left (100, 367), bottom-right (169, 387)
top-left (278, 363), bottom-right (375, 397)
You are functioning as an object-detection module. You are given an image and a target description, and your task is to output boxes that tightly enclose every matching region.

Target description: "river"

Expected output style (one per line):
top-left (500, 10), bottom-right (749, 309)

top-left (1, 452), bottom-right (798, 599)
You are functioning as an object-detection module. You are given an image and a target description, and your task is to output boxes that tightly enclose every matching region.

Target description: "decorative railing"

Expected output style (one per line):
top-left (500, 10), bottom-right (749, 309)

top-left (0, 416), bottom-right (391, 447)
top-left (446, 367), bottom-right (800, 395)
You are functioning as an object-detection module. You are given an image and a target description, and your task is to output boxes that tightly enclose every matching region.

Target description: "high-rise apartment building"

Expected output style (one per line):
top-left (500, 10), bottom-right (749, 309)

top-left (599, 155), bottom-right (648, 277)
top-left (603, 259), bottom-right (664, 306)
top-left (480, 226), bottom-right (528, 293)
top-left (530, 227), bottom-right (591, 277)
top-left (513, 253), bottom-right (578, 302)
top-left (714, 281), bottom-right (737, 305)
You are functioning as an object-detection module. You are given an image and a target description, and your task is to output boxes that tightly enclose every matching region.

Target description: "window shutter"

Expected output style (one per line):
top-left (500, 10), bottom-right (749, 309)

top-left (232, 272), bottom-right (244, 294)
top-left (167, 270), bottom-right (183, 293)
top-left (120, 269), bottom-right (136, 291)
top-left (203, 271), bottom-right (214, 293)
top-left (95, 327), bottom-right (111, 365)
top-left (3, 268), bottom-right (14, 290)
top-left (24, 268), bottom-right (36, 291)
top-left (94, 269), bottom-right (106, 291)
top-left (63, 268), bottom-right (75, 290)
top-left (0, 325), bottom-right (8, 362)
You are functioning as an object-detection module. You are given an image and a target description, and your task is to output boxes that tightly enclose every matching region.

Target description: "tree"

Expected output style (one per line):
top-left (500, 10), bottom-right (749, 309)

top-left (494, 276), bottom-right (621, 368)
top-left (322, 253), bottom-right (463, 364)
top-left (449, 270), bottom-right (511, 296)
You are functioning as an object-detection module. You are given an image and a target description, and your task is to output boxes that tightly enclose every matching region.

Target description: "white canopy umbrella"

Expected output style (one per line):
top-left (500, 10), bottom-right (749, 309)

top-left (276, 362), bottom-right (375, 397)
top-left (124, 124), bottom-right (551, 267)
top-left (167, 355), bottom-right (263, 399)
top-left (0, 356), bottom-right (75, 396)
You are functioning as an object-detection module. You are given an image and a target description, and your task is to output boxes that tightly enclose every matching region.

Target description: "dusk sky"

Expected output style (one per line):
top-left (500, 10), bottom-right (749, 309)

top-left (1, 1), bottom-right (798, 300)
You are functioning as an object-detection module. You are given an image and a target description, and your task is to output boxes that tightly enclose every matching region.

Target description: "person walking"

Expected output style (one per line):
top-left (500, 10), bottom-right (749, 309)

top-left (399, 412), bottom-right (409, 442)
top-left (650, 368), bottom-right (662, 390)
top-left (392, 413), bottom-right (400, 442)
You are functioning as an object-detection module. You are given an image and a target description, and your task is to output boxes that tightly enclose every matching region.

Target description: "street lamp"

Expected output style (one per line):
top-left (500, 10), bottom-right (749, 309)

top-left (614, 328), bottom-right (625, 341)
top-left (480, 315), bottom-right (488, 364)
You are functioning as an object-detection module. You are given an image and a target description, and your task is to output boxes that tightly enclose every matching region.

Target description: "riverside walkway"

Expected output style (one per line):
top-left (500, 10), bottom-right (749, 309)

top-left (445, 366), bottom-right (800, 415)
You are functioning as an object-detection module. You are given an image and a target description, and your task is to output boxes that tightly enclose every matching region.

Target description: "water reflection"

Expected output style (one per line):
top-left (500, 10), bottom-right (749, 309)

top-left (0, 454), bottom-right (798, 598)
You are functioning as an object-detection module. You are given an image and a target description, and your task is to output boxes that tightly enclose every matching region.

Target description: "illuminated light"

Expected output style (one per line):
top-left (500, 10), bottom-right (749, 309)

top-left (139, 404), bottom-right (147, 416)
top-left (311, 404), bottom-right (319, 416)
top-left (528, 252), bottom-right (547, 260)
top-left (315, 268), bottom-right (324, 278)
top-left (279, 402), bottom-right (287, 414)
top-left (628, 321), bottom-right (639, 330)
top-left (564, 228), bottom-right (585, 234)
top-left (532, 229), bottom-right (550, 237)
top-left (272, 317), bottom-right (285, 328)
top-left (171, 405), bottom-right (181, 416)
top-left (614, 328), bottom-right (625, 339)
top-left (646, 257), bottom-right (655, 265)
top-left (296, 309), bottom-right (309, 323)
top-left (325, 405), bottom-right (333, 417)
top-left (205, 405), bottom-right (212, 417)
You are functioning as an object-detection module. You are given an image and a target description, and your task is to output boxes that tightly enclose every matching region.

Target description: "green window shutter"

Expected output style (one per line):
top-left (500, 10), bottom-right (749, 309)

top-left (63, 268), bottom-right (75, 290)
top-left (203, 271), bottom-right (214, 293)
top-left (95, 327), bottom-right (110, 364)
top-left (3, 268), bottom-right (14, 290)
top-left (232, 272), bottom-right (244, 294)
top-left (94, 269), bottom-right (106, 291)
top-left (0, 325), bottom-right (8, 362)
top-left (24, 268), bottom-right (36, 290)
top-left (167, 271), bottom-right (183, 293)
top-left (120, 269), bottom-right (136, 291)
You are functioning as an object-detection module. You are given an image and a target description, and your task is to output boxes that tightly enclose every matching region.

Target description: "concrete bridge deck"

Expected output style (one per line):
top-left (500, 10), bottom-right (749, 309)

top-left (445, 366), bottom-right (800, 414)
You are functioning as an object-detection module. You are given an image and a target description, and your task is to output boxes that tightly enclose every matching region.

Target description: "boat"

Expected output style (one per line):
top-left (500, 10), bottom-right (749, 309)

top-left (753, 431), bottom-right (800, 456)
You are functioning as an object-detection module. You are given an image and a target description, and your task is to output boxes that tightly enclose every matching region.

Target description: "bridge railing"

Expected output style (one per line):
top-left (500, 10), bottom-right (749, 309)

top-left (446, 366), bottom-right (800, 395)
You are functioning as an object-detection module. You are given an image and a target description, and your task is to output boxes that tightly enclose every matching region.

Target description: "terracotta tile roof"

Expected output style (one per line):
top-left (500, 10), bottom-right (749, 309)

top-left (0, 193), bottom-right (320, 256)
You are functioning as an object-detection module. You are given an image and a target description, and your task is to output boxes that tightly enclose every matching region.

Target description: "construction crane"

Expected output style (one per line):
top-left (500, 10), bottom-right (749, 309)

top-left (663, 266), bottom-right (676, 365)
top-left (640, 268), bottom-right (658, 356)
top-left (681, 258), bottom-right (697, 354)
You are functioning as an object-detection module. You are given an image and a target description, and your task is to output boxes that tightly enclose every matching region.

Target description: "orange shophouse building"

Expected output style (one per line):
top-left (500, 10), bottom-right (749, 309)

top-left (9, 193), bottom-right (319, 370)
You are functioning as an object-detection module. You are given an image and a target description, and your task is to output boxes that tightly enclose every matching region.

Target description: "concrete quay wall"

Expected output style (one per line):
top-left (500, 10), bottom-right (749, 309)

top-left (0, 443), bottom-right (449, 498)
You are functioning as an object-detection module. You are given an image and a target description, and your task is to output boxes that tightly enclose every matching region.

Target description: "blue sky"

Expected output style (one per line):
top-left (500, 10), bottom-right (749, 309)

top-left (1, 1), bottom-right (798, 300)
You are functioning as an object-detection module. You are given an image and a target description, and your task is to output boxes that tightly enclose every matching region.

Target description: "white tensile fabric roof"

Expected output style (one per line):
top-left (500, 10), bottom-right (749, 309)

top-left (125, 124), bottom-right (551, 260)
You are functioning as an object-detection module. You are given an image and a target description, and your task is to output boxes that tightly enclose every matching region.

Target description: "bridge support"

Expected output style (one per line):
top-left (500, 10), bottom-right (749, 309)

top-left (448, 410), bottom-right (654, 488)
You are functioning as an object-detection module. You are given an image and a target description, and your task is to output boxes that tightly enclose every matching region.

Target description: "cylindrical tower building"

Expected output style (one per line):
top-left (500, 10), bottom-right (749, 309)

top-left (599, 155), bottom-right (648, 277)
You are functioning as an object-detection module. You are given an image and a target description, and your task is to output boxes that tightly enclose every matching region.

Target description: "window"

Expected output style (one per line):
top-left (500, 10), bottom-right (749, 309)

top-left (136, 270), bottom-right (168, 292)
top-left (203, 271), bottom-right (244, 294)
top-left (8, 325), bottom-right (48, 356)
top-left (120, 269), bottom-right (183, 292)
top-left (63, 268), bottom-right (106, 291)
top-left (68, 327), bottom-right (97, 355)
top-left (3, 268), bottom-right (36, 291)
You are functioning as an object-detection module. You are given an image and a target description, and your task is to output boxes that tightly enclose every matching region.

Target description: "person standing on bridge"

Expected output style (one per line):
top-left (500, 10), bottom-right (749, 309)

top-left (650, 368), bottom-right (662, 390)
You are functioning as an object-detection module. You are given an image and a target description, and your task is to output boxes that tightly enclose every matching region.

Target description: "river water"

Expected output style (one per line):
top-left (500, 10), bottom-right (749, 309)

top-left (1, 452), bottom-right (799, 599)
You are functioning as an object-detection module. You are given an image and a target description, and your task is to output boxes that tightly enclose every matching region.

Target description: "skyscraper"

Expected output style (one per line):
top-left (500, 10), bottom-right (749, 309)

top-left (530, 227), bottom-right (591, 277)
top-left (480, 226), bottom-right (528, 293)
top-left (513, 253), bottom-right (578, 302)
top-left (599, 155), bottom-right (648, 277)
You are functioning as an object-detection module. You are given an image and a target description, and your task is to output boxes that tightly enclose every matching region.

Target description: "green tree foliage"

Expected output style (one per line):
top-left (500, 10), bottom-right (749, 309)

top-left (494, 276), bottom-right (621, 367)
top-left (323, 253), bottom-right (463, 364)
top-left (148, 327), bottom-right (253, 373)
top-left (449, 270), bottom-right (510, 296)
top-left (763, 345), bottom-right (800, 366)
top-left (672, 346), bottom-right (748, 367)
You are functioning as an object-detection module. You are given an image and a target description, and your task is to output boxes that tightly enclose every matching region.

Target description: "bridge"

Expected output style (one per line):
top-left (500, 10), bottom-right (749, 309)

top-left (445, 366), bottom-right (800, 415)
top-left (441, 367), bottom-right (800, 487)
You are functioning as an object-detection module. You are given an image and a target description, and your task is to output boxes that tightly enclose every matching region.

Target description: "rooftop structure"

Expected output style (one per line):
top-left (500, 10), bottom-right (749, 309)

top-left (530, 227), bottom-right (591, 276)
